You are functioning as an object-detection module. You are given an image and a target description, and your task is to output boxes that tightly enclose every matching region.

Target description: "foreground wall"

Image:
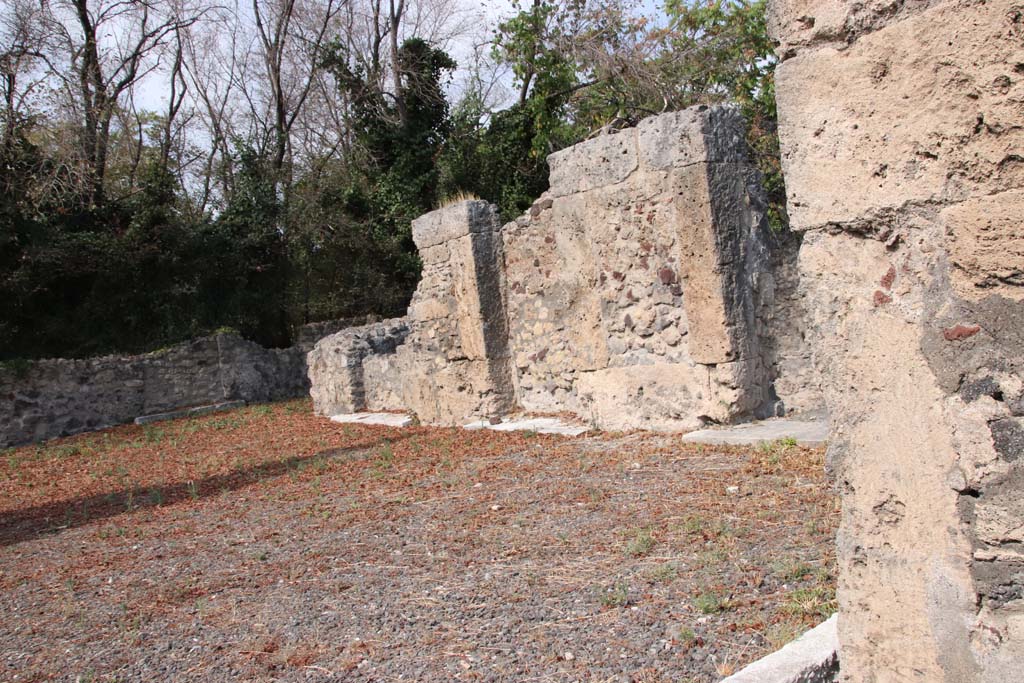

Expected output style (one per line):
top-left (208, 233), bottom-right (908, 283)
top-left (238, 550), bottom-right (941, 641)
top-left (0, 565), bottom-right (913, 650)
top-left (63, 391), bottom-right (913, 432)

top-left (310, 105), bottom-right (821, 429)
top-left (770, 0), bottom-right (1024, 679)
top-left (1, 319), bottom-right (371, 447)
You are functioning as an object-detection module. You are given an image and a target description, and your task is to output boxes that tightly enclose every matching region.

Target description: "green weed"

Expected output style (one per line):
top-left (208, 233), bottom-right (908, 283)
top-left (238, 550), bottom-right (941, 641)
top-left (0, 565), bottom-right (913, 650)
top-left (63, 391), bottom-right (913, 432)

top-left (625, 528), bottom-right (655, 557)
top-left (598, 582), bottom-right (631, 608)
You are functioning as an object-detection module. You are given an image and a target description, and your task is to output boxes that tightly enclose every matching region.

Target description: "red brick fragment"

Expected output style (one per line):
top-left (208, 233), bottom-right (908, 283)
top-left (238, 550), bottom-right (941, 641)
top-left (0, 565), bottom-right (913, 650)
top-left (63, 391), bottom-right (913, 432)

top-left (943, 324), bottom-right (981, 341)
top-left (658, 268), bottom-right (677, 285)
top-left (873, 290), bottom-right (892, 306)
top-left (880, 265), bottom-right (896, 290)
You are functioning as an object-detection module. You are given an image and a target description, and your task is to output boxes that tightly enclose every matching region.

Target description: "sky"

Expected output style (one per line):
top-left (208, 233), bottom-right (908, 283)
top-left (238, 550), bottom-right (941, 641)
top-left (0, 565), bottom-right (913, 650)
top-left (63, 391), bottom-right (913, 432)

top-left (134, 0), bottom-right (670, 113)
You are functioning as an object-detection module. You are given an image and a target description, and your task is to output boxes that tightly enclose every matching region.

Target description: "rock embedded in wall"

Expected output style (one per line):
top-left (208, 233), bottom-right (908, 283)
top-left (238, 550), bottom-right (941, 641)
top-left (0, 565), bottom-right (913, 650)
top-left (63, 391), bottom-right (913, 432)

top-left (306, 319), bottom-right (411, 416)
top-left (770, 0), bottom-right (1024, 679)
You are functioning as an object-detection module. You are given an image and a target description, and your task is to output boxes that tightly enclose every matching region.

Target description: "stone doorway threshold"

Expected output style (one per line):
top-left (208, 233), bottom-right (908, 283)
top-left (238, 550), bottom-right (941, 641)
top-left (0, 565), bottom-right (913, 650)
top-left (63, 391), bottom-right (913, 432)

top-left (720, 613), bottom-right (838, 682)
top-left (463, 416), bottom-right (590, 436)
top-left (680, 416), bottom-right (829, 448)
top-left (327, 413), bottom-right (829, 446)
top-left (328, 412), bottom-right (590, 435)
top-left (329, 413), bottom-right (414, 427)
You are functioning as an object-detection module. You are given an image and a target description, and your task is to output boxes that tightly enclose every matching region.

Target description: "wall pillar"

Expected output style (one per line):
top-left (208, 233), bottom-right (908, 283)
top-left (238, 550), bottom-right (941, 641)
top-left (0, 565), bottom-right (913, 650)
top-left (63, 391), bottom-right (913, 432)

top-left (769, 0), bottom-right (1024, 679)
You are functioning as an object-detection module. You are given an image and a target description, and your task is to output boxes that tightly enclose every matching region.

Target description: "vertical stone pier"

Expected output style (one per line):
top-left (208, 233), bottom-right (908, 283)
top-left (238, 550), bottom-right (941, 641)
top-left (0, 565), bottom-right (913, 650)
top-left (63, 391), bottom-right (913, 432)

top-left (770, 0), bottom-right (1024, 679)
top-left (396, 200), bottom-right (516, 423)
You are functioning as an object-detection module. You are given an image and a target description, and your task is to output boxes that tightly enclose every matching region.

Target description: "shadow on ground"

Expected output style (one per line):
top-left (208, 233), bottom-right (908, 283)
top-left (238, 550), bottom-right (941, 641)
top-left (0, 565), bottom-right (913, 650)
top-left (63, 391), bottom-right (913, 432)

top-left (0, 434), bottom-right (410, 547)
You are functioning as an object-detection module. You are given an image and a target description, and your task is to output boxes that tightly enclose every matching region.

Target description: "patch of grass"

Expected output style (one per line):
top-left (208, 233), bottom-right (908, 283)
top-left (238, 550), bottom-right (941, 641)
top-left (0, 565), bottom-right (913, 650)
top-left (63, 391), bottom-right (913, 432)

top-left (206, 416), bottom-right (242, 431)
top-left (773, 559), bottom-right (813, 582)
top-left (143, 426), bottom-right (165, 444)
top-left (645, 562), bottom-right (678, 583)
top-left (766, 620), bottom-right (806, 649)
top-left (695, 547), bottom-right (728, 569)
top-left (625, 527), bottom-right (655, 557)
top-left (783, 585), bottom-right (836, 619)
top-left (371, 445), bottom-right (395, 478)
top-left (438, 190), bottom-right (481, 208)
top-left (676, 626), bottom-right (696, 645)
top-left (678, 514), bottom-right (704, 535)
top-left (711, 519), bottom-right (736, 538)
top-left (598, 582), bottom-right (631, 608)
top-left (249, 405), bottom-right (272, 417)
top-left (693, 589), bottom-right (733, 614)
top-left (49, 443), bottom-right (84, 460)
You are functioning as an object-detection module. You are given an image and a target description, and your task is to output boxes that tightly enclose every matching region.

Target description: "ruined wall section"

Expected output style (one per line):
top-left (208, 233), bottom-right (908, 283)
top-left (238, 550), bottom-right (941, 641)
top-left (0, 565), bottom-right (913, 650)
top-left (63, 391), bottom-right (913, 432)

top-left (770, 0), bottom-right (1024, 679)
top-left (309, 201), bottom-right (515, 425)
top-left (2, 333), bottom-right (313, 447)
top-left (503, 106), bottom-right (784, 431)
top-left (308, 105), bottom-right (822, 431)
top-left (393, 201), bottom-right (516, 423)
top-left (306, 319), bottom-right (410, 416)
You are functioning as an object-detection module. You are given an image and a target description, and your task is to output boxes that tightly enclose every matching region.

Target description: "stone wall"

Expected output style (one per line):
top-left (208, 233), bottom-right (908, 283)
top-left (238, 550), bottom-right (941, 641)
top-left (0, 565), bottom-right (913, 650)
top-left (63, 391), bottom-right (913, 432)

top-left (309, 201), bottom-right (516, 424)
top-left (1, 323), bottom-right (354, 448)
top-left (309, 105), bottom-right (822, 430)
top-left (504, 106), bottom-right (777, 430)
top-left (770, 0), bottom-right (1024, 679)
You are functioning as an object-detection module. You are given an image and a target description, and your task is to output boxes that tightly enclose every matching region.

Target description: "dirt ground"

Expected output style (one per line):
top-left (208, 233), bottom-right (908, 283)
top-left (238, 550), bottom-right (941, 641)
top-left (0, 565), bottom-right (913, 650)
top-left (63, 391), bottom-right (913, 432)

top-left (0, 400), bottom-right (837, 682)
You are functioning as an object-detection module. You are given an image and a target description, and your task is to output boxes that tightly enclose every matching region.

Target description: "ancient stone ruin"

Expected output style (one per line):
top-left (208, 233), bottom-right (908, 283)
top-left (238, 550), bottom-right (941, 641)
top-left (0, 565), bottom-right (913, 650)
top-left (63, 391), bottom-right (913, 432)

top-left (310, 1), bottom-right (1024, 676)
top-left (308, 105), bottom-right (821, 432)
top-left (770, 0), bottom-right (1023, 679)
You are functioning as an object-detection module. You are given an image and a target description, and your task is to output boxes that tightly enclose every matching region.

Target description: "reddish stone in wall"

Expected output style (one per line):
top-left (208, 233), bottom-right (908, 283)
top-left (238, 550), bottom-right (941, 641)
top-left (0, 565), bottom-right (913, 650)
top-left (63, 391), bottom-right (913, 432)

top-left (943, 324), bottom-right (982, 341)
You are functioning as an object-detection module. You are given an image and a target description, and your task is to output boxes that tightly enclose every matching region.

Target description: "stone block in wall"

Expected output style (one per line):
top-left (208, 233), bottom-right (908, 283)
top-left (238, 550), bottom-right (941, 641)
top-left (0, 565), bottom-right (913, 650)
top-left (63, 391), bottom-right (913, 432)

top-left (546, 130), bottom-right (638, 197)
top-left (940, 190), bottom-right (1024, 298)
top-left (576, 364), bottom-right (709, 432)
top-left (411, 199), bottom-right (502, 250)
top-left (398, 354), bottom-right (512, 425)
top-left (767, 0), bottom-right (944, 54)
top-left (759, 231), bottom-right (823, 414)
top-left (775, 0), bottom-right (1024, 232)
top-left (636, 105), bottom-right (749, 169)
top-left (771, 0), bottom-right (1024, 679)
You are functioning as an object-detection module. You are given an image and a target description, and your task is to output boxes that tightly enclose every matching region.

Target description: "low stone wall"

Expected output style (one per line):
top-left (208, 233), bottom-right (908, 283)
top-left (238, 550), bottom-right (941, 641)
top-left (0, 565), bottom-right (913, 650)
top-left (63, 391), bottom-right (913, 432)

top-left (1, 321), bottom-right (359, 447)
top-left (309, 105), bottom-right (821, 430)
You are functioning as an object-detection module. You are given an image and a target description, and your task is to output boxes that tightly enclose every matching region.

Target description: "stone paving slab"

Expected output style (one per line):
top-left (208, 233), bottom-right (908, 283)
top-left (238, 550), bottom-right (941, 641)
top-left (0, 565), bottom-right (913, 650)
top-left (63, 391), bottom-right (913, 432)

top-left (134, 401), bottom-right (247, 426)
top-left (681, 417), bottom-right (829, 447)
top-left (464, 417), bottom-right (590, 437)
top-left (720, 613), bottom-right (838, 683)
top-left (329, 413), bottom-right (414, 427)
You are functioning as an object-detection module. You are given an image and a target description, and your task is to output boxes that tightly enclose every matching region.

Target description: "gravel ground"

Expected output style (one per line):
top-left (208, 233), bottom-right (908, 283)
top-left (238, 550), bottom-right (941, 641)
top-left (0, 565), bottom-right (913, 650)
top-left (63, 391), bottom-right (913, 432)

top-left (0, 400), bottom-right (837, 682)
